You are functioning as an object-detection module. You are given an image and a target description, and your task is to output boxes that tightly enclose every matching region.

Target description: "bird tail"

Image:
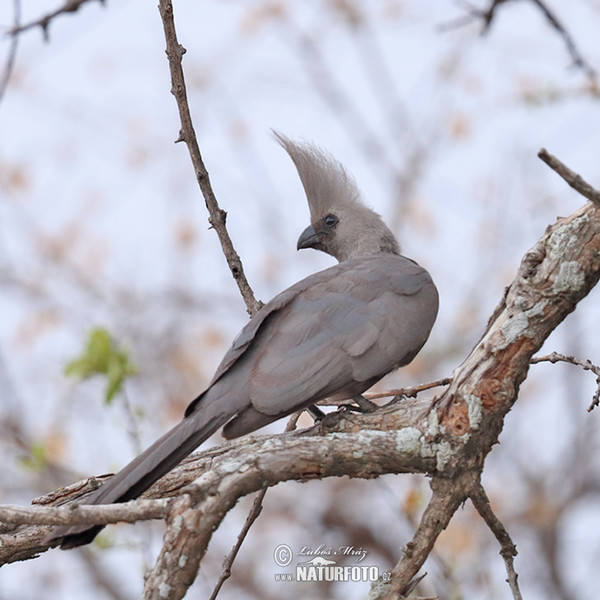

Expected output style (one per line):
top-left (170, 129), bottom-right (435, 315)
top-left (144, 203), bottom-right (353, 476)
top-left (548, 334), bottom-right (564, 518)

top-left (44, 402), bottom-right (231, 549)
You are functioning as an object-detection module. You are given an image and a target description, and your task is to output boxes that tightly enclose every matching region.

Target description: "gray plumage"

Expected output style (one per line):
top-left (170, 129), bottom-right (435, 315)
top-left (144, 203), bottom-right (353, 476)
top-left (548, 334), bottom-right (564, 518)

top-left (46, 134), bottom-right (438, 549)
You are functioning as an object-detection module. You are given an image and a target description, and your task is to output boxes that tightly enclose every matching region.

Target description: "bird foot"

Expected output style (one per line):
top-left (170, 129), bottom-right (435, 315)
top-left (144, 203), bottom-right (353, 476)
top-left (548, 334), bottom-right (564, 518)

top-left (350, 395), bottom-right (378, 413)
top-left (306, 405), bottom-right (326, 422)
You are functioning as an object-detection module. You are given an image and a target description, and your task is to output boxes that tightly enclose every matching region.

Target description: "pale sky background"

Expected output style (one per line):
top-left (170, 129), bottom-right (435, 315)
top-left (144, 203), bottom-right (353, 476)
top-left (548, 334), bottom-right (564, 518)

top-left (1, 1), bottom-right (600, 599)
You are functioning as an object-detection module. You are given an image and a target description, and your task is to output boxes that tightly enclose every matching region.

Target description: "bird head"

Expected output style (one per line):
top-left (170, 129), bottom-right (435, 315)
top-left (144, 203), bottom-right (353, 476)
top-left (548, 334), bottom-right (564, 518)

top-left (275, 132), bottom-right (399, 263)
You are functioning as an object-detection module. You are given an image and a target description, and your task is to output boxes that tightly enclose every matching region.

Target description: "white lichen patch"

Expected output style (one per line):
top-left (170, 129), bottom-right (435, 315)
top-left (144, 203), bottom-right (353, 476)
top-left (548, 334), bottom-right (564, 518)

top-left (553, 261), bottom-right (585, 294)
top-left (394, 427), bottom-right (423, 455)
top-left (218, 457), bottom-right (248, 475)
top-left (178, 554), bottom-right (188, 568)
top-left (159, 583), bottom-right (171, 598)
top-left (424, 406), bottom-right (441, 439)
top-left (433, 440), bottom-right (455, 472)
top-left (497, 312), bottom-right (530, 349)
top-left (464, 394), bottom-right (482, 429)
top-left (546, 213), bottom-right (588, 262)
top-left (171, 514), bottom-right (183, 532)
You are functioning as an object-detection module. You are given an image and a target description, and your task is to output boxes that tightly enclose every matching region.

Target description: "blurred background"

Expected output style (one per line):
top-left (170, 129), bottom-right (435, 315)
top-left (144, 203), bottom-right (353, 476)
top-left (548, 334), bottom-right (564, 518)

top-left (1, 1), bottom-right (600, 598)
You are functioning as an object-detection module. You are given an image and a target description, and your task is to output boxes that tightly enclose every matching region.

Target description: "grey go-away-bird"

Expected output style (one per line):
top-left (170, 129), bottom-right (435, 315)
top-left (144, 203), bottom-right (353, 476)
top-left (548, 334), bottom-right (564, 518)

top-left (46, 133), bottom-right (438, 549)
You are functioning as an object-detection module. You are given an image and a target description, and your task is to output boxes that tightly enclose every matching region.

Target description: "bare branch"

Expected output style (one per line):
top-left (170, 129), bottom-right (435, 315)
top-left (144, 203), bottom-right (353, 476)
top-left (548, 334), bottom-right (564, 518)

top-left (531, 351), bottom-right (600, 411)
top-left (0, 498), bottom-right (171, 527)
top-left (529, 0), bottom-right (597, 81)
top-left (6, 0), bottom-right (104, 41)
top-left (0, 0), bottom-right (20, 102)
top-left (157, 0), bottom-right (261, 316)
top-left (471, 483), bottom-right (522, 600)
top-left (538, 148), bottom-right (600, 207)
top-left (384, 472), bottom-right (480, 599)
top-left (364, 377), bottom-right (452, 400)
top-left (442, 0), bottom-right (597, 86)
top-left (207, 414), bottom-right (300, 600)
top-left (208, 489), bottom-right (267, 600)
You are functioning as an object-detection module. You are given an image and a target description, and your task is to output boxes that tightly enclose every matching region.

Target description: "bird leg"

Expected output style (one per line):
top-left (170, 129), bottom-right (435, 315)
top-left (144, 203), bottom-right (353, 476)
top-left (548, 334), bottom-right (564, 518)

top-left (307, 405), bottom-right (326, 422)
top-left (351, 395), bottom-right (378, 413)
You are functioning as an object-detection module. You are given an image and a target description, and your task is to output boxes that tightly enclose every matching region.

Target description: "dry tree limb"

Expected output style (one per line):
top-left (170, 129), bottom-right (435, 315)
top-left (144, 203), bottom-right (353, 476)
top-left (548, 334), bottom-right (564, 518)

top-left (531, 351), bottom-right (600, 411)
top-left (470, 483), bottom-right (522, 600)
top-left (529, 0), bottom-right (597, 81)
top-left (0, 0), bottom-right (21, 102)
top-left (364, 377), bottom-right (452, 400)
top-left (6, 0), bottom-right (104, 41)
top-left (207, 413), bottom-right (301, 600)
top-left (0, 498), bottom-right (172, 528)
top-left (384, 472), bottom-right (480, 600)
top-left (442, 0), bottom-right (598, 87)
top-left (538, 148), bottom-right (600, 207)
top-left (158, 0), bottom-right (261, 316)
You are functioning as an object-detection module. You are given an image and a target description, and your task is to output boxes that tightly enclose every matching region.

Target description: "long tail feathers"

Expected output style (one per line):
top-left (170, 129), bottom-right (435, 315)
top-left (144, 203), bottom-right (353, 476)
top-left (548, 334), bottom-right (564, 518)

top-left (45, 408), bottom-right (231, 549)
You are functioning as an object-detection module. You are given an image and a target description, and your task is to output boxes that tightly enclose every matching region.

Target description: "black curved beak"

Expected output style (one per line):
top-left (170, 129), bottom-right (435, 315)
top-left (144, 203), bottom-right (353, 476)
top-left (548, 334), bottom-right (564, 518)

top-left (297, 224), bottom-right (321, 250)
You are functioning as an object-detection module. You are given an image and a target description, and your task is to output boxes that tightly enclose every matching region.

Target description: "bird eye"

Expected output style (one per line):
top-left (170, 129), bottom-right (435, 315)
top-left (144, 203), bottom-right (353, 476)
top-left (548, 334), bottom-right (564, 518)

top-left (323, 214), bottom-right (339, 228)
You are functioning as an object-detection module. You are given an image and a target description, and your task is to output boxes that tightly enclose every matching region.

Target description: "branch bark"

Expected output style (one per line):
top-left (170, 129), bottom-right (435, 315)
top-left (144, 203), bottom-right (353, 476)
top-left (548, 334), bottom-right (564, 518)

top-left (158, 0), bottom-right (261, 316)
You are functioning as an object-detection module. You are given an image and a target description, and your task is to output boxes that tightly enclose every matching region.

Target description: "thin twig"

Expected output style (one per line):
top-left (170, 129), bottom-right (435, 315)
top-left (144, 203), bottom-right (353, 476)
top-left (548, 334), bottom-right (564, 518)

top-left (208, 489), bottom-right (267, 600)
top-left (438, 0), bottom-right (512, 34)
top-left (531, 351), bottom-right (600, 411)
top-left (0, 0), bottom-right (20, 102)
top-left (441, 0), bottom-right (598, 87)
top-left (6, 0), bottom-right (104, 41)
top-left (384, 472), bottom-right (478, 599)
top-left (120, 387), bottom-right (143, 455)
top-left (158, 0), bottom-right (261, 316)
top-left (207, 412), bottom-right (302, 600)
top-left (470, 483), bottom-right (523, 600)
top-left (538, 148), bottom-right (600, 207)
top-left (529, 0), bottom-right (597, 81)
top-left (364, 377), bottom-right (452, 400)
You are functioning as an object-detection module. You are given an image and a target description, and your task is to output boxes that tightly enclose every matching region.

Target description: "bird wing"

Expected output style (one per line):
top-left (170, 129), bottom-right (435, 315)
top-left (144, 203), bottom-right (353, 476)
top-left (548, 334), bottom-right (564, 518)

top-left (248, 255), bottom-right (438, 415)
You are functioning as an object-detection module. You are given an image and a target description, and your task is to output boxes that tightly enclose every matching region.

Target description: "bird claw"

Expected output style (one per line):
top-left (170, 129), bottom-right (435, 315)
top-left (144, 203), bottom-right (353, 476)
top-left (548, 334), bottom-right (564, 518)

top-left (350, 395), bottom-right (378, 413)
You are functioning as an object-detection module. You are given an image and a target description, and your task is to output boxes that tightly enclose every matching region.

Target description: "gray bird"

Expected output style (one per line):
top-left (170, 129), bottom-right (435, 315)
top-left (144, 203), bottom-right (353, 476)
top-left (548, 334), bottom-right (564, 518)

top-left (46, 133), bottom-right (438, 549)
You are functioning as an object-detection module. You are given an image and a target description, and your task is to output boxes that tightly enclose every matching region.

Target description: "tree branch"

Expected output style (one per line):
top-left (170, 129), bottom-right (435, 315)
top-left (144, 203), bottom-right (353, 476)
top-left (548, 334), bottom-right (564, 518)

top-left (529, 0), bottom-right (597, 81)
top-left (471, 483), bottom-right (523, 600)
top-left (0, 498), bottom-right (171, 527)
top-left (6, 0), bottom-right (104, 41)
top-left (442, 0), bottom-right (597, 87)
top-left (0, 0), bottom-right (21, 102)
top-left (531, 351), bottom-right (600, 411)
top-left (384, 471), bottom-right (480, 599)
top-left (538, 148), bottom-right (600, 207)
top-left (207, 413), bottom-right (301, 600)
top-left (157, 0), bottom-right (261, 316)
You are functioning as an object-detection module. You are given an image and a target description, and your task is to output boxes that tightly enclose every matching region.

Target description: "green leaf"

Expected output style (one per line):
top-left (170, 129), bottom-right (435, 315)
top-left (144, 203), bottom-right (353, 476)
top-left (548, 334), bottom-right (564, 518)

top-left (20, 442), bottom-right (48, 472)
top-left (65, 327), bottom-right (138, 404)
